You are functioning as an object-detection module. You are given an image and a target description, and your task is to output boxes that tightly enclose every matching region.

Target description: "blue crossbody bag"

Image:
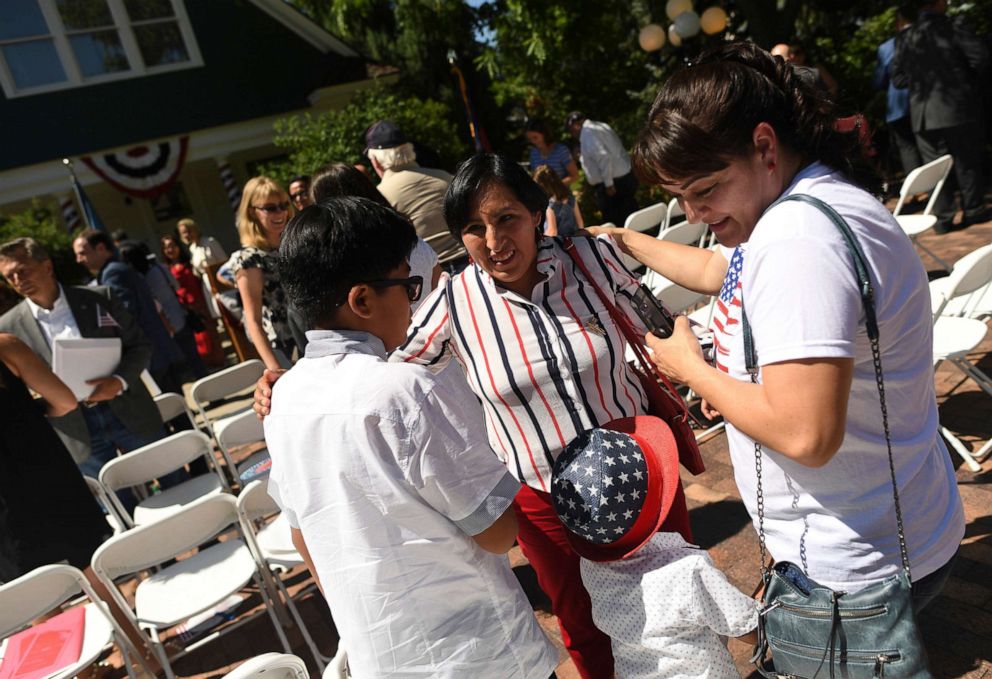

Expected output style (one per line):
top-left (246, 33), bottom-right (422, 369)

top-left (744, 194), bottom-right (932, 678)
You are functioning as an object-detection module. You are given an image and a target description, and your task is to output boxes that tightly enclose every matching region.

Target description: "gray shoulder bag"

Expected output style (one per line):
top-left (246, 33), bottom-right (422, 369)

top-left (745, 194), bottom-right (932, 678)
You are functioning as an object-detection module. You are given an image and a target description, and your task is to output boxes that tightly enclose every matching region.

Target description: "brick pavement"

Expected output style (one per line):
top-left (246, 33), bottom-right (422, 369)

top-left (100, 216), bottom-right (991, 678)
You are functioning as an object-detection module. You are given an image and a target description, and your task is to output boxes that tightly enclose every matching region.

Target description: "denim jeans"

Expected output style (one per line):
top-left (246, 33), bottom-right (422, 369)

top-left (911, 550), bottom-right (958, 613)
top-left (78, 402), bottom-right (187, 514)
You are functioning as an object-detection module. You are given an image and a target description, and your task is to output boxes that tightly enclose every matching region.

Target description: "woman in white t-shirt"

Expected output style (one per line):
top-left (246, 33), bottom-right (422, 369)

top-left (596, 42), bottom-right (963, 607)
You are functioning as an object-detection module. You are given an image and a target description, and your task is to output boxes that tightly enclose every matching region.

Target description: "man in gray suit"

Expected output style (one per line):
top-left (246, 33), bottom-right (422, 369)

top-left (0, 237), bottom-right (166, 483)
top-left (892, 0), bottom-right (990, 232)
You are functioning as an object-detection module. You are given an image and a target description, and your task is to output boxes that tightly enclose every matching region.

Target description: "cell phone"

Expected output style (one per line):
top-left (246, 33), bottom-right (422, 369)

top-left (631, 284), bottom-right (676, 338)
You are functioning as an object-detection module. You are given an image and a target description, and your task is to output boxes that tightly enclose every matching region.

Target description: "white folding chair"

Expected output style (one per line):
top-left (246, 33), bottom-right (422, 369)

top-left (930, 244), bottom-right (992, 470)
top-left (616, 201), bottom-right (669, 271)
top-left (0, 564), bottom-right (152, 679)
top-left (222, 652), bottom-right (309, 679)
top-left (237, 480), bottom-right (331, 671)
top-left (641, 221), bottom-right (714, 305)
top-left (91, 493), bottom-right (291, 679)
top-left (154, 392), bottom-right (199, 431)
top-left (99, 430), bottom-right (228, 527)
top-left (191, 359), bottom-right (266, 480)
top-left (892, 155), bottom-right (954, 272)
top-left (84, 475), bottom-right (128, 535)
top-left (217, 409), bottom-right (270, 486)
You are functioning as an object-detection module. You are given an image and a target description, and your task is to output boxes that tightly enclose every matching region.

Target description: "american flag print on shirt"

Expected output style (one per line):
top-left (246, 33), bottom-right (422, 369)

top-left (392, 236), bottom-right (650, 493)
top-left (712, 247), bottom-right (744, 373)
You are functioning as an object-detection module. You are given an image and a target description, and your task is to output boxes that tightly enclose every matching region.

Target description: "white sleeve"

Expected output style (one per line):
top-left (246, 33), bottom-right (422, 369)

top-left (689, 553), bottom-right (760, 637)
top-left (580, 128), bottom-right (605, 186)
top-left (408, 381), bottom-right (519, 535)
top-left (265, 466), bottom-right (300, 529)
top-left (743, 204), bottom-right (862, 366)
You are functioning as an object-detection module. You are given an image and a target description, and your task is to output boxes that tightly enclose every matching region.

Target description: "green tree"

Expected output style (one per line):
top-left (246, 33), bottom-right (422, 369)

top-left (262, 85), bottom-right (469, 181)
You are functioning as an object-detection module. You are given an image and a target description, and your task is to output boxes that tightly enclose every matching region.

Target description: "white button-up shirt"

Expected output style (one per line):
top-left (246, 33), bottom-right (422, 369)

top-left (264, 330), bottom-right (557, 678)
top-left (579, 119), bottom-right (632, 188)
top-left (393, 236), bottom-right (650, 492)
top-left (581, 533), bottom-right (759, 678)
top-left (26, 285), bottom-right (82, 345)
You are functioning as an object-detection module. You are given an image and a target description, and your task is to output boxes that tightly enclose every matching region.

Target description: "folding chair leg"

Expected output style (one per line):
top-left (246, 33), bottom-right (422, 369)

top-left (694, 420), bottom-right (726, 445)
top-left (147, 627), bottom-right (176, 679)
top-left (272, 573), bottom-right (328, 671)
top-left (254, 573), bottom-right (294, 655)
top-left (955, 360), bottom-right (992, 398)
top-left (916, 241), bottom-right (953, 273)
top-left (942, 426), bottom-right (983, 472)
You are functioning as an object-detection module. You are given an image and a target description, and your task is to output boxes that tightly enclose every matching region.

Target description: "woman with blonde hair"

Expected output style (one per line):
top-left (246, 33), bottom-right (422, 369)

top-left (229, 176), bottom-right (295, 369)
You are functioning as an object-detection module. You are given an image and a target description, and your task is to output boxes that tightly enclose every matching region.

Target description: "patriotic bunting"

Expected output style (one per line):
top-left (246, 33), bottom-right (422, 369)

top-left (81, 136), bottom-right (189, 199)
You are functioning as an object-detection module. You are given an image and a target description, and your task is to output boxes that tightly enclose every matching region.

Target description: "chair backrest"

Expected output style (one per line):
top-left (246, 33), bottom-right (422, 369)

top-left (657, 220), bottom-right (709, 247)
top-left (0, 564), bottom-right (88, 638)
top-left (933, 243), bottom-right (992, 318)
top-left (623, 201), bottom-right (668, 233)
top-left (217, 408), bottom-right (265, 454)
top-left (893, 154), bottom-right (953, 217)
top-left (154, 391), bottom-right (197, 429)
top-left (237, 480), bottom-right (280, 524)
top-left (191, 359), bottom-right (265, 410)
top-left (99, 430), bottom-right (213, 492)
top-left (91, 493), bottom-right (240, 582)
top-left (222, 652), bottom-right (309, 679)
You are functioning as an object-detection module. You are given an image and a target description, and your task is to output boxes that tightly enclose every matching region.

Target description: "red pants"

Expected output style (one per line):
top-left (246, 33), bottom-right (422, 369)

top-left (513, 482), bottom-right (692, 679)
top-left (514, 484), bottom-right (614, 679)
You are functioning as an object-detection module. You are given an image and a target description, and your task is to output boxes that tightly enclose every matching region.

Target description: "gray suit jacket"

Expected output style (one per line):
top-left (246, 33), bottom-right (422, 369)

top-left (0, 285), bottom-right (163, 463)
top-left (891, 12), bottom-right (989, 132)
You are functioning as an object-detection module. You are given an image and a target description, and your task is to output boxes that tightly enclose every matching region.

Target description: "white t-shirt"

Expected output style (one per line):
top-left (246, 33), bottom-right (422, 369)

top-left (581, 533), bottom-right (758, 678)
top-left (711, 163), bottom-right (963, 591)
top-left (264, 330), bottom-right (557, 678)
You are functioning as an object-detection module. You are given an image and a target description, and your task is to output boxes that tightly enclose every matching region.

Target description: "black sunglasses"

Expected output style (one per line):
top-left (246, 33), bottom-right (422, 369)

top-left (290, 191), bottom-right (309, 202)
top-left (253, 201), bottom-right (290, 214)
top-left (365, 275), bottom-right (423, 302)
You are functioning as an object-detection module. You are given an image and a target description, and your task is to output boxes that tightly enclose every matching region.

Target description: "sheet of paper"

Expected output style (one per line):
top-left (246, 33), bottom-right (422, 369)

top-left (51, 337), bottom-right (122, 401)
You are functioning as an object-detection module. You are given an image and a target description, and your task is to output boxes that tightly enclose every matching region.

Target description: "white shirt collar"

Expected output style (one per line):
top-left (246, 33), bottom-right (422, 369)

top-left (26, 284), bottom-right (68, 319)
top-left (303, 329), bottom-right (387, 360)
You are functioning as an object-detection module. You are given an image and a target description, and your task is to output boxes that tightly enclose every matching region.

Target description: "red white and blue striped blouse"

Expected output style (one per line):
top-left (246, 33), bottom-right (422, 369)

top-left (392, 236), bottom-right (650, 492)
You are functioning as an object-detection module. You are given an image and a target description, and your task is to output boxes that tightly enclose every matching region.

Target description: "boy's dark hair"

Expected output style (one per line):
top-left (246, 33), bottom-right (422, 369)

top-left (279, 196), bottom-right (417, 329)
top-left (310, 162), bottom-right (390, 206)
top-left (77, 229), bottom-right (117, 254)
top-left (444, 153), bottom-right (548, 240)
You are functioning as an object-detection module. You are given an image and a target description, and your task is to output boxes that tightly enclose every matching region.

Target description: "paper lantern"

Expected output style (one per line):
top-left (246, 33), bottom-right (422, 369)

top-left (674, 10), bottom-right (701, 38)
top-left (700, 6), bottom-right (728, 34)
top-left (665, 0), bottom-right (693, 20)
top-left (668, 24), bottom-right (683, 47)
top-left (638, 23), bottom-right (667, 52)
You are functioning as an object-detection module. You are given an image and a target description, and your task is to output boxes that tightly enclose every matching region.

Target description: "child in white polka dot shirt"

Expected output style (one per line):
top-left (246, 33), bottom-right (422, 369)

top-left (551, 422), bottom-right (759, 678)
top-left (581, 533), bottom-right (759, 678)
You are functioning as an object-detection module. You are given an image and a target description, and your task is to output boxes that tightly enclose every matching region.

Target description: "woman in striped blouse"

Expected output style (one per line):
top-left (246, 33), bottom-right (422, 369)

top-left (392, 154), bottom-right (691, 679)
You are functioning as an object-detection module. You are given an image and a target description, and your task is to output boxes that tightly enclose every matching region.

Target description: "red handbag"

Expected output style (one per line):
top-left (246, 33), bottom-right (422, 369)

top-left (563, 238), bottom-right (705, 475)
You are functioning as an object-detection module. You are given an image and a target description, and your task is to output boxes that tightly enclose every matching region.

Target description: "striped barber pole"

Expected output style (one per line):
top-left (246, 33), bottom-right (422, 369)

top-left (216, 159), bottom-right (241, 211)
top-left (59, 194), bottom-right (81, 232)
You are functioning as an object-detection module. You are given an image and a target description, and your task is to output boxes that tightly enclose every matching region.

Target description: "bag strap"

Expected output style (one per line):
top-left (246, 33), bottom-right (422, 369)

top-left (561, 238), bottom-right (690, 419)
top-left (744, 193), bottom-right (910, 580)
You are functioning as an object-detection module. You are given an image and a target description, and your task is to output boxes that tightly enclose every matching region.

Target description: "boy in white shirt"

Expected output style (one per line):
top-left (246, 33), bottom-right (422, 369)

top-left (263, 196), bottom-right (558, 678)
top-left (551, 416), bottom-right (759, 678)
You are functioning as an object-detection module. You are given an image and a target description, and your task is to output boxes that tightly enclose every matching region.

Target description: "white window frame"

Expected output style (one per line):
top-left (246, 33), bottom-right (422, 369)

top-left (0, 0), bottom-right (203, 99)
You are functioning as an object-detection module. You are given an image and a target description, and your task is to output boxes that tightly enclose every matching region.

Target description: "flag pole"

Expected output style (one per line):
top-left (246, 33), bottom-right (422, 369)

top-left (62, 158), bottom-right (92, 231)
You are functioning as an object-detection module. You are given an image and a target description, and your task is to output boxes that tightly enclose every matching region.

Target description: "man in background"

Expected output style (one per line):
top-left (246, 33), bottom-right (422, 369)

top-left (892, 0), bottom-right (990, 232)
top-left (566, 111), bottom-right (639, 227)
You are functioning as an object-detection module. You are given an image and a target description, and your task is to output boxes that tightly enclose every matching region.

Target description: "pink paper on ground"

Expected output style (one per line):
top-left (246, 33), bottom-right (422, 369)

top-left (0, 607), bottom-right (86, 679)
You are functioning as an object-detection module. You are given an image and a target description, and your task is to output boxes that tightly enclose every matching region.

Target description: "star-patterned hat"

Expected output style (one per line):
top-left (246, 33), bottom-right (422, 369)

top-left (551, 416), bottom-right (679, 562)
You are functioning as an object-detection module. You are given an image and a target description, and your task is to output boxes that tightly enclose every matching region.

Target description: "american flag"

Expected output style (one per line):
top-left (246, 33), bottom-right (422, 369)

top-left (711, 247), bottom-right (745, 372)
top-left (552, 428), bottom-right (648, 545)
top-left (96, 309), bottom-right (119, 328)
